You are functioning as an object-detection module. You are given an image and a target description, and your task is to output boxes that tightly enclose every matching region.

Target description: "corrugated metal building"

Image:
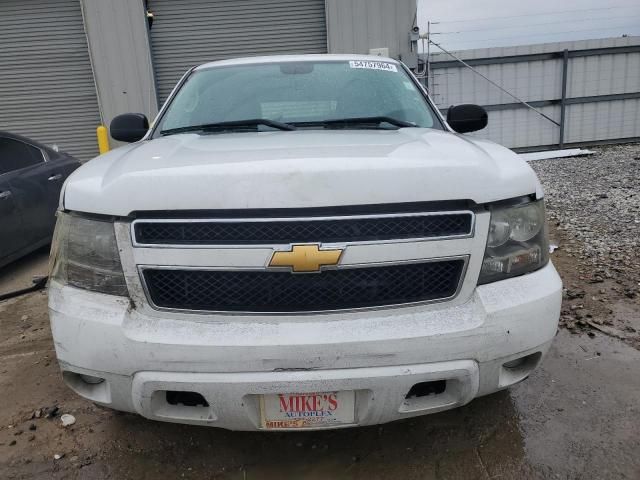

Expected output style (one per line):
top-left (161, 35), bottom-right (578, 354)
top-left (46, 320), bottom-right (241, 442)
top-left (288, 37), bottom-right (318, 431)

top-left (0, 0), bottom-right (418, 160)
top-left (0, 0), bottom-right (102, 160)
top-left (427, 36), bottom-right (640, 150)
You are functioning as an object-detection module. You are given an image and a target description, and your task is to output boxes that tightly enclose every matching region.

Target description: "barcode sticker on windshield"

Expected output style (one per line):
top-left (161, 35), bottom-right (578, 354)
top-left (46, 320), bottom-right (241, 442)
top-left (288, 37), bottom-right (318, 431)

top-left (349, 60), bottom-right (397, 72)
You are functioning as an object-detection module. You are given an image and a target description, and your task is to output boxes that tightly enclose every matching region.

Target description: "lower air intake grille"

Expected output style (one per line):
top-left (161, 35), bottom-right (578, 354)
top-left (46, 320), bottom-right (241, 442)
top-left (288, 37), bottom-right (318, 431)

top-left (142, 259), bottom-right (465, 313)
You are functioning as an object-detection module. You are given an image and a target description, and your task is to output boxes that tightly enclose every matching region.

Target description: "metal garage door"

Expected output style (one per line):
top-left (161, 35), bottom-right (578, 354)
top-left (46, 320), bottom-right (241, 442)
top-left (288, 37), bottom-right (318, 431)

top-left (0, 0), bottom-right (101, 161)
top-left (149, 0), bottom-right (328, 103)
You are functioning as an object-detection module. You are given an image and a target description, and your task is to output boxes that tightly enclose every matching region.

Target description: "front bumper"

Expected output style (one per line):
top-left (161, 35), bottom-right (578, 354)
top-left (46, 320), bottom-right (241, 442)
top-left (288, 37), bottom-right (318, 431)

top-left (48, 263), bottom-right (561, 431)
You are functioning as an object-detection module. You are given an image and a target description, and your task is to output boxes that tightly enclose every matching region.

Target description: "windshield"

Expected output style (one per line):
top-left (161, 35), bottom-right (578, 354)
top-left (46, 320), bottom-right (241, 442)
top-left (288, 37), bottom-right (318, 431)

top-left (155, 60), bottom-right (442, 135)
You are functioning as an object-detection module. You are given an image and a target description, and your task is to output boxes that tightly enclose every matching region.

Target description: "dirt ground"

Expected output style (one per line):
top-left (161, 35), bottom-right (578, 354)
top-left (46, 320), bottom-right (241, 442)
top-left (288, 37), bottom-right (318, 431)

top-left (1, 250), bottom-right (638, 480)
top-left (1, 146), bottom-right (639, 479)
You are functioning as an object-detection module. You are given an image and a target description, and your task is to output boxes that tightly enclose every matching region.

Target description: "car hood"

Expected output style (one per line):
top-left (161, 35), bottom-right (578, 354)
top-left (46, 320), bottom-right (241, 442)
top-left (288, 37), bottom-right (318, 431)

top-left (63, 129), bottom-right (542, 216)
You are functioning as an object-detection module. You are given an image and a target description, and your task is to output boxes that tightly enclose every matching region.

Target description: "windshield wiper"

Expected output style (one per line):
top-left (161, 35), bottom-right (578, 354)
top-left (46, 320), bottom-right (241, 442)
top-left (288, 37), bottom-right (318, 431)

top-left (292, 116), bottom-right (417, 129)
top-left (160, 119), bottom-right (296, 136)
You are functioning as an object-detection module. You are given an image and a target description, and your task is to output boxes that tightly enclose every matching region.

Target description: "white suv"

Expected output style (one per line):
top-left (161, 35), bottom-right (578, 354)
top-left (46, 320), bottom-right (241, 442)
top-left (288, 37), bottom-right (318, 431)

top-left (48, 55), bottom-right (561, 431)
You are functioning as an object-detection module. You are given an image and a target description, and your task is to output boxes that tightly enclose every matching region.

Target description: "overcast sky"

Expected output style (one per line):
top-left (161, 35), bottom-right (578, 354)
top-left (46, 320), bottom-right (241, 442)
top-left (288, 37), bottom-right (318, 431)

top-left (417, 0), bottom-right (640, 52)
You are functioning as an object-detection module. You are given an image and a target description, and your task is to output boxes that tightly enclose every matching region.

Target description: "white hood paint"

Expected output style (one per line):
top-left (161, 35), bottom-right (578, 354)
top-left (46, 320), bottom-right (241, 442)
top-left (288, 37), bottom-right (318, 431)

top-left (63, 129), bottom-right (542, 216)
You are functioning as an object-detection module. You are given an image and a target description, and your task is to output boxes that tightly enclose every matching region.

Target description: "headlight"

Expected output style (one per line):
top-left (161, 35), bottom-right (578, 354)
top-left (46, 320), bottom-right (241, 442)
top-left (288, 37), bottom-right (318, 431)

top-left (50, 212), bottom-right (128, 296)
top-left (478, 199), bottom-right (549, 285)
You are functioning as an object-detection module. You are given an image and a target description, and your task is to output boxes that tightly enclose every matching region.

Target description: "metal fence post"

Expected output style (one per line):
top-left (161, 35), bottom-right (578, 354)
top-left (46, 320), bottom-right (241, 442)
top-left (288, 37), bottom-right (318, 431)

top-left (559, 49), bottom-right (569, 148)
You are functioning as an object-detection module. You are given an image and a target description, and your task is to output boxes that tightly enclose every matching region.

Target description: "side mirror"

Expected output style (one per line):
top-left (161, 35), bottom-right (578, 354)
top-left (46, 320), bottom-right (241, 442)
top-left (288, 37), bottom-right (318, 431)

top-left (110, 113), bottom-right (149, 143)
top-left (446, 104), bottom-right (488, 133)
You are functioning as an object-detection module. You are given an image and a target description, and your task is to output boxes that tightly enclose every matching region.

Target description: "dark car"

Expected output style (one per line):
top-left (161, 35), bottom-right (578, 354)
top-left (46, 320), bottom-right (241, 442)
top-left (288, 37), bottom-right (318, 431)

top-left (0, 132), bottom-right (81, 268)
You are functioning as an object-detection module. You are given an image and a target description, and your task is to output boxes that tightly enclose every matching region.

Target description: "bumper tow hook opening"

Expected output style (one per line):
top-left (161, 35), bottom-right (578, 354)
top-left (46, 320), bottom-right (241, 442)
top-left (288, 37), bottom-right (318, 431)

top-left (165, 391), bottom-right (209, 407)
top-left (405, 380), bottom-right (447, 399)
top-left (502, 352), bottom-right (542, 371)
top-left (79, 374), bottom-right (104, 385)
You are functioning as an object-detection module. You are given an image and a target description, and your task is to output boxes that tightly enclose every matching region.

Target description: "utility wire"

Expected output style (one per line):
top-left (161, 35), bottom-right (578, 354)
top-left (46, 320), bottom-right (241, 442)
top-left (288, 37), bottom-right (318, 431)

top-left (427, 39), bottom-right (560, 127)
top-left (442, 24), bottom-right (639, 47)
top-left (433, 5), bottom-right (640, 24)
top-left (433, 13), bottom-right (640, 35)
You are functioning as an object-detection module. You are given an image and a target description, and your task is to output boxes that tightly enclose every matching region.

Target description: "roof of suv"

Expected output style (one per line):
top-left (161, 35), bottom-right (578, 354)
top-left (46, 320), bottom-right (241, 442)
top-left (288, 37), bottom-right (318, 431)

top-left (195, 54), bottom-right (400, 70)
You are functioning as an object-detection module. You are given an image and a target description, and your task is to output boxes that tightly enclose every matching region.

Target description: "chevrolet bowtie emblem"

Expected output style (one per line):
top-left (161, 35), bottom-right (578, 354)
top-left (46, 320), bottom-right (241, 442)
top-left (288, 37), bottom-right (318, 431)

top-left (269, 244), bottom-right (343, 273)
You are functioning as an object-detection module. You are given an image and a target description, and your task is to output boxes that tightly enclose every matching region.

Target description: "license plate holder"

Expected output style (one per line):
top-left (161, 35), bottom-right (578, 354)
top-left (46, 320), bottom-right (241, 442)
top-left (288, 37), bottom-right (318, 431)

top-left (260, 390), bottom-right (356, 429)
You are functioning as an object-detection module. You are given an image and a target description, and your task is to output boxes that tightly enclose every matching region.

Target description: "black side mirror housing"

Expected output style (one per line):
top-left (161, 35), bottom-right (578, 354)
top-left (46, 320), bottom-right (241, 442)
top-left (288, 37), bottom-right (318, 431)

top-left (110, 113), bottom-right (149, 143)
top-left (446, 104), bottom-right (488, 133)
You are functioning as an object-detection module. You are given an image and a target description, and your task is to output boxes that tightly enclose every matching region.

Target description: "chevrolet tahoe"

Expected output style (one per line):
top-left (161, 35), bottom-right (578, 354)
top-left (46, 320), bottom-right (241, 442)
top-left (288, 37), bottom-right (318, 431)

top-left (48, 55), bottom-right (562, 431)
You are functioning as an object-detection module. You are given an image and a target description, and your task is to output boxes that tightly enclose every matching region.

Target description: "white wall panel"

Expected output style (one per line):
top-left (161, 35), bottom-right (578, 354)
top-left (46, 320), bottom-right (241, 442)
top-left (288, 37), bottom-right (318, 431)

top-left (565, 99), bottom-right (640, 143)
top-left (81, 0), bottom-right (158, 137)
top-left (326, 0), bottom-right (416, 59)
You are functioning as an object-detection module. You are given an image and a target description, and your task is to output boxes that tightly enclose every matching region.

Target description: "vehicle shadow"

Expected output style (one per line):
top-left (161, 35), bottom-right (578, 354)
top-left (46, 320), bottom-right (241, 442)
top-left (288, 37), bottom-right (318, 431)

top-left (98, 390), bottom-right (535, 480)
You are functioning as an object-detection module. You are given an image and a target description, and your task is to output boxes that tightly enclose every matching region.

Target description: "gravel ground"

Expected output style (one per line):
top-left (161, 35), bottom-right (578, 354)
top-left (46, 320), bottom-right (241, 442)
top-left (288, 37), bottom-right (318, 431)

top-left (529, 142), bottom-right (640, 346)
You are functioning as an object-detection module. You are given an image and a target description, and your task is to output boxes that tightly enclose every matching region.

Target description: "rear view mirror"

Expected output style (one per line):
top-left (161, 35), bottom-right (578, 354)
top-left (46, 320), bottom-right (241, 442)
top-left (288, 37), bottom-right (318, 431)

top-left (280, 63), bottom-right (314, 74)
top-left (110, 113), bottom-right (149, 143)
top-left (446, 104), bottom-right (488, 133)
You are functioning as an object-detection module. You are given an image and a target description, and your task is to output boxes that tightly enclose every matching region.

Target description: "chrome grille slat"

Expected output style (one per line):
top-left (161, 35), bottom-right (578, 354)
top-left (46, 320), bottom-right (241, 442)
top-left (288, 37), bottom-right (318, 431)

top-left (132, 212), bottom-right (474, 246)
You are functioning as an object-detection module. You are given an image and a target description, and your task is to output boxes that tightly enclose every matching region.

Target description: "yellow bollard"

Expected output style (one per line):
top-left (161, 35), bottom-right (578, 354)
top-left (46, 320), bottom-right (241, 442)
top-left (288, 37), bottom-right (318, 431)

top-left (96, 125), bottom-right (110, 154)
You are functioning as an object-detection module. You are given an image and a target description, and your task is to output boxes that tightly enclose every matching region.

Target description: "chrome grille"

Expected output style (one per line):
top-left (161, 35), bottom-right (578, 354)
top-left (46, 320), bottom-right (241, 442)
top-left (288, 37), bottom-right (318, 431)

top-left (142, 259), bottom-right (466, 313)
